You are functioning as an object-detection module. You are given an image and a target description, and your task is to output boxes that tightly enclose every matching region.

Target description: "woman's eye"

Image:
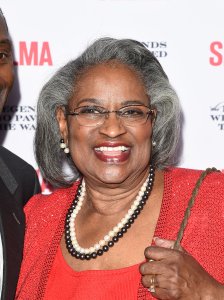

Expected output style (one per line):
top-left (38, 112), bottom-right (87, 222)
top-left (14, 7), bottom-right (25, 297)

top-left (79, 107), bottom-right (102, 114)
top-left (122, 109), bottom-right (143, 116)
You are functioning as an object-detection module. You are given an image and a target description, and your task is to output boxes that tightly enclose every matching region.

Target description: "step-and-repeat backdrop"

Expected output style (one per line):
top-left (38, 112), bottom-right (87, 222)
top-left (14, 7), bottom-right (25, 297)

top-left (1, 0), bottom-right (223, 192)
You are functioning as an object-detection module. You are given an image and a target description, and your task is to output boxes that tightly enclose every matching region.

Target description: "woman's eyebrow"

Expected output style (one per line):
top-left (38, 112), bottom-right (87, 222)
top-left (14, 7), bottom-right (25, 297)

top-left (120, 100), bottom-right (147, 106)
top-left (76, 99), bottom-right (147, 106)
top-left (76, 98), bottom-right (101, 106)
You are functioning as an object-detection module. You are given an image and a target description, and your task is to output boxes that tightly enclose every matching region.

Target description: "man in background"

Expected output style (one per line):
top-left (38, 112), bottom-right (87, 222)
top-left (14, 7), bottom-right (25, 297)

top-left (0, 8), bottom-right (40, 300)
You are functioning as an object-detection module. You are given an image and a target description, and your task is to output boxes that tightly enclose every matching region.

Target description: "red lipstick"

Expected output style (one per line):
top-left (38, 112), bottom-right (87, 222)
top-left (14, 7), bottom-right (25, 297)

top-left (93, 143), bottom-right (131, 163)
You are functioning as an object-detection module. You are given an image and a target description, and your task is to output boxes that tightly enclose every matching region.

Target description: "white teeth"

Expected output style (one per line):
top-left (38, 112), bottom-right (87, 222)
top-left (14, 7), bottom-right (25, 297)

top-left (95, 146), bottom-right (129, 152)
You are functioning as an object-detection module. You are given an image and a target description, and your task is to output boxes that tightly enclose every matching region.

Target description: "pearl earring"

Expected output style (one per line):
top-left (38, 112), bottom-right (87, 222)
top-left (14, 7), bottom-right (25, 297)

top-left (60, 138), bottom-right (70, 154)
top-left (152, 140), bottom-right (156, 147)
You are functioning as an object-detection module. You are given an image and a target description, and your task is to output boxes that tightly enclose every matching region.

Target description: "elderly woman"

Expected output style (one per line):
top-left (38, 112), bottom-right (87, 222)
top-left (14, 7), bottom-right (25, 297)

top-left (16, 38), bottom-right (224, 299)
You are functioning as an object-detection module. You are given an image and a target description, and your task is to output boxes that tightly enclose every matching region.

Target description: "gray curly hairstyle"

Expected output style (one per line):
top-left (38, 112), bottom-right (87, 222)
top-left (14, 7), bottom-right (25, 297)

top-left (35, 37), bottom-right (181, 188)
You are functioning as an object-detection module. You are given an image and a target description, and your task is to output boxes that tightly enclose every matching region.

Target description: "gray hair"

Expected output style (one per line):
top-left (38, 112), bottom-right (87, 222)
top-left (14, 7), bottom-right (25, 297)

top-left (35, 37), bottom-right (181, 188)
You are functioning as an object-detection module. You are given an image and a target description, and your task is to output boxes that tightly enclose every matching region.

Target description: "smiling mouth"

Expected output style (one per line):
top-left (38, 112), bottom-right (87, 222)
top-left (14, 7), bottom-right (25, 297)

top-left (94, 146), bottom-right (129, 154)
top-left (94, 146), bottom-right (131, 163)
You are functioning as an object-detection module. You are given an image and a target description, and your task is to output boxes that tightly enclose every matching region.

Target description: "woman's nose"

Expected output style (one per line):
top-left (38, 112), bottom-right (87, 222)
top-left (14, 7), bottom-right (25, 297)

top-left (98, 112), bottom-right (127, 137)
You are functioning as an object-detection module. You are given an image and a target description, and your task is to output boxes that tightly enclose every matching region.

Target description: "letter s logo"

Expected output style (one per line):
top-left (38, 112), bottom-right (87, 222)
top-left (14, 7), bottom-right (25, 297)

top-left (209, 42), bottom-right (223, 66)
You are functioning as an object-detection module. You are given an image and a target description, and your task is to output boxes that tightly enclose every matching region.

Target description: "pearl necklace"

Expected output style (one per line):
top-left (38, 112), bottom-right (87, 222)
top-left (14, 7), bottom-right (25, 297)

top-left (65, 165), bottom-right (155, 260)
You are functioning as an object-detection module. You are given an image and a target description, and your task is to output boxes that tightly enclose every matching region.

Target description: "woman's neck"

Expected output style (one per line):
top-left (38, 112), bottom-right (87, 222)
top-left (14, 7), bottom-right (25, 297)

top-left (82, 168), bottom-right (151, 216)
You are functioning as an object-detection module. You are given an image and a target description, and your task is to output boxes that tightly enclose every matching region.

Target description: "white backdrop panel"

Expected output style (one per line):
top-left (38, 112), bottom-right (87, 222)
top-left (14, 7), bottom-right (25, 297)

top-left (0, 0), bottom-right (223, 192)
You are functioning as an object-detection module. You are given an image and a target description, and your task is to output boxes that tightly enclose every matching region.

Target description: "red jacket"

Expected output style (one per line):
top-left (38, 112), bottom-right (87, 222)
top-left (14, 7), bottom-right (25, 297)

top-left (16, 168), bottom-right (224, 299)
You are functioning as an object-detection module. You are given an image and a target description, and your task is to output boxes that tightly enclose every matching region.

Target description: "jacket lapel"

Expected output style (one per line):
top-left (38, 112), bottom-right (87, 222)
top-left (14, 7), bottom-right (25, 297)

top-left (0, 157), bottom-right (18, 195)
top-left (0, 171), bottom-right (24, 300)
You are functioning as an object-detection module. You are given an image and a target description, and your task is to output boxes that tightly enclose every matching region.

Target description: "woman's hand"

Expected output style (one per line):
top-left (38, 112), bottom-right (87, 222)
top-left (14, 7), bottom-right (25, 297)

top-left (139, 237), bottom-right (224, 299)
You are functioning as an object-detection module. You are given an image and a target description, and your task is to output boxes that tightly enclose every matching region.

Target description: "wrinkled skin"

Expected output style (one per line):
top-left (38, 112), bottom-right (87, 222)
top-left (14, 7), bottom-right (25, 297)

top-left (140, 237), bottom-right (224, 300)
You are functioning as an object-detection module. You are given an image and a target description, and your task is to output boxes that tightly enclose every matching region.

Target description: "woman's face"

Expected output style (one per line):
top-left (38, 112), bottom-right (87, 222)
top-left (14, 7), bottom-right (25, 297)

top-left (57, 62), bottom-right (154, 185)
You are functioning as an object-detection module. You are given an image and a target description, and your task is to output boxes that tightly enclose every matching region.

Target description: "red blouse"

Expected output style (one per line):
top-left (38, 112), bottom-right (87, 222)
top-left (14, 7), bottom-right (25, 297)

top-left (44, 246), bottom-right (143, 300)
top-left (16, 168), bottom-right (224, 300)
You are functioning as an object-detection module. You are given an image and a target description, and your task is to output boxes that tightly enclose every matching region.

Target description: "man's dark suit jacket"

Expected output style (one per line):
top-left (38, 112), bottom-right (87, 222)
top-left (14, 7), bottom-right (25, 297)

top-left (0, 146), bottom-right (40, 300)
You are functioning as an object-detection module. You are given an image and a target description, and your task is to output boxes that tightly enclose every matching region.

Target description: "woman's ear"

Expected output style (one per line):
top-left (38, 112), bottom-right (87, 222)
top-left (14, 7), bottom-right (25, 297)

top-left (56, 106), bottom-right (68, 140)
